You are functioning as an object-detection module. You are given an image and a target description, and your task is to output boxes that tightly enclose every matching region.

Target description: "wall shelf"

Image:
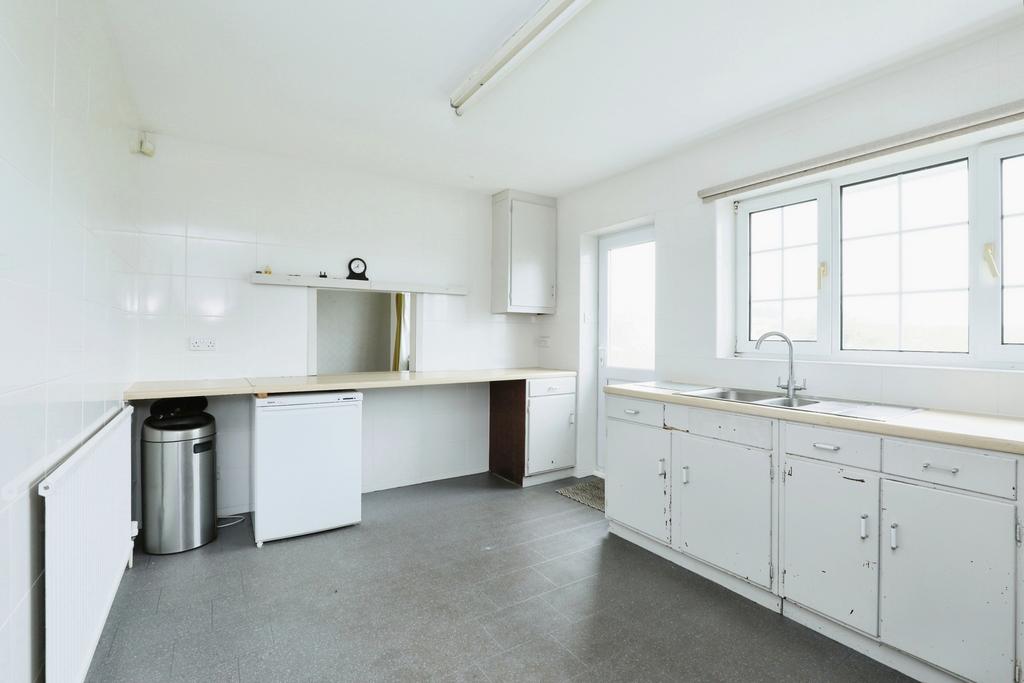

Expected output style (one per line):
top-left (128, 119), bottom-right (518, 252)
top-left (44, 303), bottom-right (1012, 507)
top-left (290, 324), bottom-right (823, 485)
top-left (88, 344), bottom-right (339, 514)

top-left (250, 273), bottom-right (467, 296)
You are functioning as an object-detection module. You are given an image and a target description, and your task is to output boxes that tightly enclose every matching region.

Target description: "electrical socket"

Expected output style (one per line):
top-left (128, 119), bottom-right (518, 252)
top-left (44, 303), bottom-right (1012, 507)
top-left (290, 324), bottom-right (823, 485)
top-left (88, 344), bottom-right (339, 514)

top-left (190, 336), bottom-right (216, 351)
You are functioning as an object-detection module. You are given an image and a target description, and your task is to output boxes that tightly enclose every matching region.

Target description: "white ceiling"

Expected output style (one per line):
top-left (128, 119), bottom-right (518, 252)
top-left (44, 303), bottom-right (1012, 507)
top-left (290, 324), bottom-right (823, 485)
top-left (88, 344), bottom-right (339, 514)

top-left (101, 0), bottom-right (1021, 196)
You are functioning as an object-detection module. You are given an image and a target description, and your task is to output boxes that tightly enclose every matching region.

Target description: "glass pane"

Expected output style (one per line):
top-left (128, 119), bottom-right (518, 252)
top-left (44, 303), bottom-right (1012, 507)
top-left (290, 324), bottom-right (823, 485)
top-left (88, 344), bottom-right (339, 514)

top-left (606, 241), bottom-right (655, 369)
top-left (901, 224), bottom-right (968, 292)
top-left (901, 291), bottom-right (968, 352)
top-left (1005, 287), bottom-right (1024, 344)
top-left (842, 177), bottom-right (898, 238)
top-left (750, 208), bottom-right (782, 251)
top-left (750, 250), bottom-right (782, 301)
top-left (1003, 155), bottom-right (1024, 217)
top-left (783, 245), bottom-right (818, 299)
top-left (783, 200), bottom-right (817, 247)
top-left (901, 161), bottom-right (968, 229)
top-left (843, 234), bottom-right (899, 295)
top-left (783, 298), bottom-right (817, 341)
top-left (1005, 215), bottom-right (1024, 288)
top-left (843, 294), bottom-right (899, 350)
top-left (750, 301), bottom-right (782, 341)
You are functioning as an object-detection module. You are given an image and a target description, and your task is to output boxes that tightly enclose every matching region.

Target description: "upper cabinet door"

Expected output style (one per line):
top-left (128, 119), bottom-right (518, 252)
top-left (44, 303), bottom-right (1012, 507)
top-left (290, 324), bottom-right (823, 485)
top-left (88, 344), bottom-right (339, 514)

top-left (509, 199), bottom-right (557, 310)
top-left (879, 479), bottom-right (1016, 683)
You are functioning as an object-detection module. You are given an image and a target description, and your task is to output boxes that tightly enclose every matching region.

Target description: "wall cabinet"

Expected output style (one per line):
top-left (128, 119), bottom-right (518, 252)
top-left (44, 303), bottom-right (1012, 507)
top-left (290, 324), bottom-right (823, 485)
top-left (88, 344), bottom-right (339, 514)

top-left (489, 378), bottom-right (575, 486)
top-left (672, 431), bottom-right (773, 587)
top-left (491, 190), bottom-right (557, 314)
top-left (606, 417), bottom-right (671, 544)
top-left (879, 479), bottom-right (1016, 683)
top-left (782, 456), bottom-right (879, 635)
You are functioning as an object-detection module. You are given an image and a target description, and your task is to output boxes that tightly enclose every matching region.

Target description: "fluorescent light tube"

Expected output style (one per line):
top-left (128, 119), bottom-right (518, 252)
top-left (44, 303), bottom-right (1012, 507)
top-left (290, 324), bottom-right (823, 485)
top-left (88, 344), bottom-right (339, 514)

top-left (449, 0), bottom-right (592, 115)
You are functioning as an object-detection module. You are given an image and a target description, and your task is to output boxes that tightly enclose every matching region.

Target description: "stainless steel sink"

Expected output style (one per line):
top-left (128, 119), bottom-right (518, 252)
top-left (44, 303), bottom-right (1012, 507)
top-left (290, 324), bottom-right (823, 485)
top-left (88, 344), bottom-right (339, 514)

top-left (757, 396), bottom-right (819, 408)
top-left (678, 386), bottom-right (915, 421)
top-left (689, 387), bottom-right (783, 403)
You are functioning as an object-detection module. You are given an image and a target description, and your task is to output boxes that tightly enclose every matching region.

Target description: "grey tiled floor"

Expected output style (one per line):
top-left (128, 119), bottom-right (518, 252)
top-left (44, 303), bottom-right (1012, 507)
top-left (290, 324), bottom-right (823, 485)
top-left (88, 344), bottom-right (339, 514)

top-left (87, 474), bottom-right (913, 682)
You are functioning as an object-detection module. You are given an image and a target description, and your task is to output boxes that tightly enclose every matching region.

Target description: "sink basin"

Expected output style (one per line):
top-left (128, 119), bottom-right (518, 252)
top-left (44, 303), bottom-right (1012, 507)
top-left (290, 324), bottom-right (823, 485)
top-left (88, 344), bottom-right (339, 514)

top-left (688, 388), bottom-right (783, 403)
top-left (680, 386), bottom-right (914, 422)
top-left (757, 396), bottom-right (819, 408)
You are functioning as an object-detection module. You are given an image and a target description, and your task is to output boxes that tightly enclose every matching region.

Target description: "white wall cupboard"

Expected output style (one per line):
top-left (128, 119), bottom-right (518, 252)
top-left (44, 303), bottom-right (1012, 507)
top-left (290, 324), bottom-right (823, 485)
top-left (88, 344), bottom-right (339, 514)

top-left (491, 190), bottom-right (557, 314)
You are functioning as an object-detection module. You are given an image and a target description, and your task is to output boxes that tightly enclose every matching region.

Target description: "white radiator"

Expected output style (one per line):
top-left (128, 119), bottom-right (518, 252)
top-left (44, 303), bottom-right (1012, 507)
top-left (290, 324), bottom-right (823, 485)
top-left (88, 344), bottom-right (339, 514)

top-left (38, 405), bottom-right (134, 683)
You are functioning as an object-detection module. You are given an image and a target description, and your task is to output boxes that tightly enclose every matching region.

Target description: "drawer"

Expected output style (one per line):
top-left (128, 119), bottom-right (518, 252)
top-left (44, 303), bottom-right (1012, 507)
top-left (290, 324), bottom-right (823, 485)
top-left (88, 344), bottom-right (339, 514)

top-left (664, 404), bottom-right (689, 431)
top-left (606, 396), bottom-right (664, 427)
top-left (529, 377), bottom-right (576, 397)
top-left (883, 438), bottom-right (1017, 499)
top-left (688, 408), bottom-right (772, 449)
top-left (783, 423), bottom-right (881, 471)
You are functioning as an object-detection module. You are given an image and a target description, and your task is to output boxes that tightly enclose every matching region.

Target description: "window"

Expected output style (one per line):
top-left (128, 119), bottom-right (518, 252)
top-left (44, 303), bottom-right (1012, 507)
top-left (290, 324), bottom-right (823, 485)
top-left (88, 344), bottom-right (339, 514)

top-left (840, 160), bottom-right (969, 353)
top-left (734, 134), bottom-right (1024, 367)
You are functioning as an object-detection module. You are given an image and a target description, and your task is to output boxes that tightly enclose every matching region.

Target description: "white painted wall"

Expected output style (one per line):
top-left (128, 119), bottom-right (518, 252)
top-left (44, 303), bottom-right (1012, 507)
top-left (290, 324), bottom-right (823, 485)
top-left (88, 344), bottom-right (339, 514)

top-left (543, 20), bottom-right (1024, 478)
top-left (0, 1), bottom-right (141, 679)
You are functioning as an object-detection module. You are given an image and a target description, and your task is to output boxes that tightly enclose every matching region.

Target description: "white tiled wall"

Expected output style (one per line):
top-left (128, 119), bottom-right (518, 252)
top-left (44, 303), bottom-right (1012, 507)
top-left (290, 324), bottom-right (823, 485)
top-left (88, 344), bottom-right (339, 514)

top-left (133, 134), bottom-right (541, 380)
top-left (0, 0), bottom-right (141, 679)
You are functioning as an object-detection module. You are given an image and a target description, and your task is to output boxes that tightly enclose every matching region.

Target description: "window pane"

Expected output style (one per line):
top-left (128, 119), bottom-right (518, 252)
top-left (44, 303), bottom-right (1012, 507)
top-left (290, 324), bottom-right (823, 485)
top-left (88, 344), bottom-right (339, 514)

top-left (843, 234), bottom-right (899, 295)
top-left (1002, 155), bottom-right (1024, 217)
top-left (841, 159), bottom-right (968, 352)
top-left (843, 294), bottom-right (899, 350)
top-left (1005, 287), bottom-right (1024, 344)
top-left (842, 177), bottom-right (898, 238)
top-left (750, 250), bottom-right (781, 301)
top-left (1005, 216), bottom-right (1024, 288)
top-left (606, 241), bottom-right (655, 369)
top-left (902, 291), bottom-right (968, 352)
top-left (783, 298), bottom-right (817, 342)
top-left (783, 245), bottom-right (818, 299)
top-left (901, 224), bottom-right (968, 292)
top-left (750, 301), bottom-right (782, 340)
top-left (901, 161), bottom-right (968, 229)
top-left (750, 208), bottom-right (781, 251)
top-left (783, 201), bottom-right (817, 246)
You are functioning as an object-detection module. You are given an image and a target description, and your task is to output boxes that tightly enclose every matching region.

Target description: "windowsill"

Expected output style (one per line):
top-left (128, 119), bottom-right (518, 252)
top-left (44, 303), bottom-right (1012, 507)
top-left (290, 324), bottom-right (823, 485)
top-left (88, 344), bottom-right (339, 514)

top-left (726, 352), bottom-right (1024, 374)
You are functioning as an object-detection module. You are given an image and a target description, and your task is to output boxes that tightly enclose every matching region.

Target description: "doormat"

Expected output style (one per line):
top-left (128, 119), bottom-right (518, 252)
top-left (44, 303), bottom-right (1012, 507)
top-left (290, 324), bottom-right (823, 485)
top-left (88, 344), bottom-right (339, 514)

top-left (556, 478), bottom-right (605, 512)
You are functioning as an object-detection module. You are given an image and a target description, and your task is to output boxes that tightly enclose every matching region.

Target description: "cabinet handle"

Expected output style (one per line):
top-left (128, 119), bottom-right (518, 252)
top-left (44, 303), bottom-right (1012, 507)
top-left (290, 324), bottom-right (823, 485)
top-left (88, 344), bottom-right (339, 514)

top-left (569, 412), bottom-right (575, 425)
top-left (889, 522), bottom-right (898, 550)
top-left (812, 442), bottom-right (840, 452)
top-left (657, 458), bottom-right (667, 478)
top-left (680, 465), bottom-right (689, 484)
top-left (624, 409), bottom-right (640, 415)
top-left (922, 461), bottom-right (959, 475)
top-left (548, 385), bottom-right (559, 391)
top-left (859, 514), bottom-right (868, 540)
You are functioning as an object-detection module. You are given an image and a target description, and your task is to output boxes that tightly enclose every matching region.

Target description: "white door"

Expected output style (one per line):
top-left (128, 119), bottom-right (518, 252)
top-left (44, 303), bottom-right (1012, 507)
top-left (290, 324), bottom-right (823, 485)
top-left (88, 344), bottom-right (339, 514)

top-left (879, 479), bottom-right (1016, 683)
top-left (605, 419), bottom-right (670, 543)
top-left (782, 456), bottom-right (879, 635)
top-left (597, 227), bottom-right (655, 474)
top-left (673, 432), bottom-right (772, 587)
top-left (509, 199), bottom-right (557, 309)
top-left (526, 393), bottom-right (576, 475)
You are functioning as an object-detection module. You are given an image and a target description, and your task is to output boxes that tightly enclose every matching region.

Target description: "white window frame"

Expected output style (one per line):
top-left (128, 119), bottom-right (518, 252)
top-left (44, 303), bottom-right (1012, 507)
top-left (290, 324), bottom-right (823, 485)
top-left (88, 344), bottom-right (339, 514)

top-left (735, 183), bottom-right (832, 356)
top-left (733, 132), bottom-right (1024, 369)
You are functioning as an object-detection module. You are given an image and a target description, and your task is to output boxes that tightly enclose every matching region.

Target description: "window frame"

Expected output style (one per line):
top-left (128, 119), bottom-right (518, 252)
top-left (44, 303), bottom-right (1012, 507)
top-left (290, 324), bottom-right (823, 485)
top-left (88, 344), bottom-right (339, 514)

top-left (733, 133), bottom-right (1024, 369)
top-left (735, 183), bottom-right (832, 356)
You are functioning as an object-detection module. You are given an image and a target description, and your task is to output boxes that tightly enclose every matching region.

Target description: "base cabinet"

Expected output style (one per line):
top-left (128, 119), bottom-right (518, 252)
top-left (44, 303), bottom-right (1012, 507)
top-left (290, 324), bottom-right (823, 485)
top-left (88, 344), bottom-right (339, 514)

top-left (672, 431), bottom-right (772, 587)
top-left (782, 457), bottom-right (879, 635)
top-left (879, 479), bottom-right (1016, 683)
top-left (606, 418), bottom-right (671, 544)
top-left (527, 393), bottom-right (577, 475)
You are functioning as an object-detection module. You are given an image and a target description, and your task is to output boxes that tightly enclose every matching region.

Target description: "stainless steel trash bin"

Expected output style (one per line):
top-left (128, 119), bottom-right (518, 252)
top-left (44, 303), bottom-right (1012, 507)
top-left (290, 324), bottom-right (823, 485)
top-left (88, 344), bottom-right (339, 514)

top-left (141, 411), bottom-right (217, 554)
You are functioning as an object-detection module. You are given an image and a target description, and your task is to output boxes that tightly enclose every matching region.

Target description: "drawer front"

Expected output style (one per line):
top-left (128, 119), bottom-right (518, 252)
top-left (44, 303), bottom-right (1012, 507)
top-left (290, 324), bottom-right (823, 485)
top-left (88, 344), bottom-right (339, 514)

top-left (688, 408), bottom-right (772, 449)
top-left (883, 438), bottom-right (1017, 499)
top-left (664, 404), bottom-right (689, 431)
top-left (606, 396), bottom-right (664, 427)
top-left (528, 377), bottom-right (576, 397)
top-left (783, 423), bottom-right (881, 471)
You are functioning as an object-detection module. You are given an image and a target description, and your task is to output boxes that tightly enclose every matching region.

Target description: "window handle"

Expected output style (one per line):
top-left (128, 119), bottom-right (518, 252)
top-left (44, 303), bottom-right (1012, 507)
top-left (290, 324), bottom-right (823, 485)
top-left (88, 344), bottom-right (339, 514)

top-left (984, 242), bottom-right (1001, 278)
top-left (817, 261), bottom-right (828, 290)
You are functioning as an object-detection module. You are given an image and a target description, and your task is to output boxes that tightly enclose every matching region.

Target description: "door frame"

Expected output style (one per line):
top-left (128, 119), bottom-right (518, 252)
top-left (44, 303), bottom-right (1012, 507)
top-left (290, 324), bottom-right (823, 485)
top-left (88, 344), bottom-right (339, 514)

top-left (597, 225), bottom-right (656, 474)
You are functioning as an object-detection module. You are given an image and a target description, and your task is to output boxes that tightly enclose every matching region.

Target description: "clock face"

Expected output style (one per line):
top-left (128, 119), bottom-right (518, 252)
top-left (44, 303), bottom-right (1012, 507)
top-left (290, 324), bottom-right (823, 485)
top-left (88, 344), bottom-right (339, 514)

top-left (350, 258), bottom-right (366, 274)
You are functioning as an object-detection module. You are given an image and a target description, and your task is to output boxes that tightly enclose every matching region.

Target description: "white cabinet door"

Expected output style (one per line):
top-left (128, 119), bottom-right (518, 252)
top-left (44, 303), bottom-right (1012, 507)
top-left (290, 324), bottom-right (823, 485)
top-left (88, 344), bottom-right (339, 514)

top-left (509, 199), bottom-right (556, 310)
top-left (526, 393), bottom-right (576, 475)
top-left (880, 479), bottom-right (1016, 683)
top-left (782, 457), bottom-right (879, 635)
top-left (606, 419), bottom-right (671, 544)
top-left (673, 432), bottom-right (772, 587)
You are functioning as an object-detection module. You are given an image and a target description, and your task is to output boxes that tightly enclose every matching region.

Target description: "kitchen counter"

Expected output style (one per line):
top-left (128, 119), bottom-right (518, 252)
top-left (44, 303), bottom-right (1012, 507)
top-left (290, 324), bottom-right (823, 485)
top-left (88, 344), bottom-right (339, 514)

top-left (606, 381), bottom-right (1024, 456)
top-left (124, 368), bottom-right (576, 401)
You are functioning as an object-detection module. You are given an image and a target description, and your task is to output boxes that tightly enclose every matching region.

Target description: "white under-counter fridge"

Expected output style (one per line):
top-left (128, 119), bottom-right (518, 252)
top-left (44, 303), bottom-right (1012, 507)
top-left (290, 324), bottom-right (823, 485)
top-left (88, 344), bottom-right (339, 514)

top-left (251, 391), bottom-right (362, 547)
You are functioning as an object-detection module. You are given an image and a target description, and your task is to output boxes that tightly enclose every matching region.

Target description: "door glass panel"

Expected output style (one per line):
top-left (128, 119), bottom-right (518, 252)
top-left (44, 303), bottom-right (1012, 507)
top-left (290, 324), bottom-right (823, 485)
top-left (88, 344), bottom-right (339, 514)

top-left (606, 241), bottom-right (655, 369)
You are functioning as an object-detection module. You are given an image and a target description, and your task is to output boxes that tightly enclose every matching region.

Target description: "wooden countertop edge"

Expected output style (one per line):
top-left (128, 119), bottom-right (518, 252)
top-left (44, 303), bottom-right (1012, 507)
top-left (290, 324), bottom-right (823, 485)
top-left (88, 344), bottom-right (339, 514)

top-left (605, 384), bottom-right (1024, 456)
top-left (124, 368), bottom-right (576, 401)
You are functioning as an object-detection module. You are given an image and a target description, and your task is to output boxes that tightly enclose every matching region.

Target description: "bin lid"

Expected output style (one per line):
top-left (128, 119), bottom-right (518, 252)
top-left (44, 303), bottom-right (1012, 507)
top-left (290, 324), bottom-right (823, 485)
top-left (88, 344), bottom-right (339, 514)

top-left (150, 396), bottom-right (208, 421)
top-left (142, 412), bottom-right (216, 443)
